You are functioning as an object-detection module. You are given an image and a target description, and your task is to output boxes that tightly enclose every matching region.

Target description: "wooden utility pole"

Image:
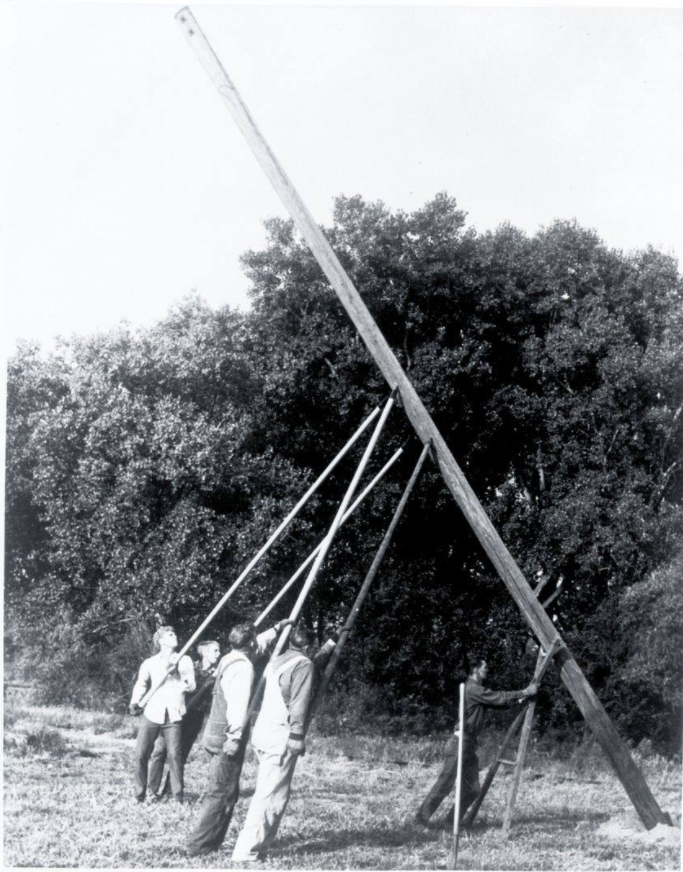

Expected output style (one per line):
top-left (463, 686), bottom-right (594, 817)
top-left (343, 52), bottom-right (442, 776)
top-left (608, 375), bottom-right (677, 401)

top-left (175, 7), bottom-right (668, 830)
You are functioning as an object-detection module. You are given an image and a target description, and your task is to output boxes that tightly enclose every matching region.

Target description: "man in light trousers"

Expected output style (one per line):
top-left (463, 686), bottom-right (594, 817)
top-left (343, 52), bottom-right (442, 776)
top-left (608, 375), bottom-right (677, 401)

top-left (186, 620), bottom-right (292, 857)
top-left (231, 625), bottom-right (336, 864)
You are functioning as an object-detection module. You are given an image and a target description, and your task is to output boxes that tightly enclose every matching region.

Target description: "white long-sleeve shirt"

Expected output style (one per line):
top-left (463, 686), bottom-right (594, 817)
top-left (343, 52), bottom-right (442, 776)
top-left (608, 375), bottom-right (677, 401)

top-left (221, 626), bottom-right (278, 742)
top-left (130, 652), bottom-right (196, 725)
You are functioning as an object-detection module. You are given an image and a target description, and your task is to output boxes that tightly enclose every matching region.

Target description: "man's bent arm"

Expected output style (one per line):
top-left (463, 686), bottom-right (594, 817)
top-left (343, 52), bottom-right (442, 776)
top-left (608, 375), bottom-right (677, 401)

top-left (130, 661), bottom-right (151, 707)
top-left (469, 683), bottom-right (527, 708)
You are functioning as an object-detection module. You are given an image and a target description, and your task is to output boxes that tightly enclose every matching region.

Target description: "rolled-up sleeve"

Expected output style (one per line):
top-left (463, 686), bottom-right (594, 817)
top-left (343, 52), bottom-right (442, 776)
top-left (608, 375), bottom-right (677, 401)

top-left (178, 655), bottom-right (196, 692)
top-left (313, 639), bottom-right (336, 672)
top-left (254, 626), bottom-right (278, 656)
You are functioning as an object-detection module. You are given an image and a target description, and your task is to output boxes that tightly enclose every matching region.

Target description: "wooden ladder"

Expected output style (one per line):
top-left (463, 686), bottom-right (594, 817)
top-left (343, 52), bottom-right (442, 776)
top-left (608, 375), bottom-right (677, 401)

top-left (462, 635), bottom-right (562, 831)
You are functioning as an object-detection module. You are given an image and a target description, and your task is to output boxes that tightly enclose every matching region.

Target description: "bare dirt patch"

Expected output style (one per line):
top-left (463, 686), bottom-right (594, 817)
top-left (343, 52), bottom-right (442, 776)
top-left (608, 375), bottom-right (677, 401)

top-left (597, 809), bottom-right (681, 847)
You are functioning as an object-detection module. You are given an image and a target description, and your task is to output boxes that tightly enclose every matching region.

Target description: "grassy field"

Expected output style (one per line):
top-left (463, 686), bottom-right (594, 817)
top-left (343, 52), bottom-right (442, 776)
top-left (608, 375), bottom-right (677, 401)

top-left (3, 698), bottom-right (681, 870)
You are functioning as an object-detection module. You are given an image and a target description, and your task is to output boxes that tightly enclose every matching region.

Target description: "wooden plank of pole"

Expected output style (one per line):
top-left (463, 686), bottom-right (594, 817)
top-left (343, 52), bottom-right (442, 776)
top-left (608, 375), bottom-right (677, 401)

top-left (254, 445), bottom-right (404, 627)
top-left (449, 683), bottom-right (466, 870)
top-left (174, 8), bottom-right (668, 829)
top-left (138, 402), bottom-right (380, 708)
top-left (244, 393), bottom-right (396, 722)
top-left (307, 442), bottom-right (431, 722)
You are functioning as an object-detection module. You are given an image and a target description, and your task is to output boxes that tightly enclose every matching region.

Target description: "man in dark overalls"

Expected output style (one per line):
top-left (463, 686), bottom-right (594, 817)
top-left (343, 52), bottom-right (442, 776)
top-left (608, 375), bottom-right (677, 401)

top-left (416, 655), bottom-right (537, 825)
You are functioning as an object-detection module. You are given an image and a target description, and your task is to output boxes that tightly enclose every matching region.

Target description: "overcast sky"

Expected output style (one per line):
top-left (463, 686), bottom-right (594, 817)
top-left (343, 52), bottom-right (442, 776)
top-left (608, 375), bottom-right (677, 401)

top-left (3, 3), bottom-right (683, 352)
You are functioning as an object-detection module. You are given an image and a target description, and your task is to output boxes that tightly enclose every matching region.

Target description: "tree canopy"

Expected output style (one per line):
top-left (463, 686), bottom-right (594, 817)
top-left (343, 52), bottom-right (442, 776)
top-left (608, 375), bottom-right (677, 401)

top-left (6, 194), bottom-right (683, 749)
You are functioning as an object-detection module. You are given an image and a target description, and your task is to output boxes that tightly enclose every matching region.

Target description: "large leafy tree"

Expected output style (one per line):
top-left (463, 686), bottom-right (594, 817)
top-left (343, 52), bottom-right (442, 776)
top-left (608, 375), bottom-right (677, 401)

top-left (6, 196), bottom-right (682, 745)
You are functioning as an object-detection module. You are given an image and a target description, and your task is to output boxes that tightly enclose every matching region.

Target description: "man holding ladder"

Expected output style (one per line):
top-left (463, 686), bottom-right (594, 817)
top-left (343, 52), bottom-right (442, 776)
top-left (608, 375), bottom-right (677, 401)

top-left (416, 655), bottom-right (537, 826)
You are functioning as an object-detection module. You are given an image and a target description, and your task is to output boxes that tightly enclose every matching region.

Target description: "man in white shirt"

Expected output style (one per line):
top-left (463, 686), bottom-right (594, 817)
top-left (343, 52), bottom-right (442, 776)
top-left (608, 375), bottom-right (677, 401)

top-left (186, 620), bottom-right (290, 857)
top-left (231, 625), bottom-right (336, 864)
top-left (148, 639), bottom-right (222, 799)
top-left (129, 625), bottom-right (196, 803)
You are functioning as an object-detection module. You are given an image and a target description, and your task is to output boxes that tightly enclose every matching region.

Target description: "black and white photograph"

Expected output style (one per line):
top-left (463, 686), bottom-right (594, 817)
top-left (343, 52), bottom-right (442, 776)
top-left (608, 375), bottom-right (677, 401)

top-left (3, 2), bottom-right (682, 869)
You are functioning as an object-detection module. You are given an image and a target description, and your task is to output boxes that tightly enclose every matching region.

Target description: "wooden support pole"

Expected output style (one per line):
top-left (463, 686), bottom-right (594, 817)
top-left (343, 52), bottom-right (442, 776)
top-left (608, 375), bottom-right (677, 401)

top-left (139, 401), bottom-right (380, 708)
top-left (254, 444), bottom-right (404, 627)
top-left (449, 683), bottom-right (466, 870)
top-left (307, 442), bottom-right (430, 722)
top-left (175, 8), bottom-right (668, 829)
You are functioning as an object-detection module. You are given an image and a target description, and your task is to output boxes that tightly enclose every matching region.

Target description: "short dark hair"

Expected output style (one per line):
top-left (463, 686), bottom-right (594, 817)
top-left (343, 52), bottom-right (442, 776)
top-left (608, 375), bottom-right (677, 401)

top-left (466, 654), bottom-right (486, 676)
top-left (290, 625), bottom-right (314, 650)
top-left (229, 623), bottom-right (256, 651)
top-left (197, 640), bottom-right (219, 656)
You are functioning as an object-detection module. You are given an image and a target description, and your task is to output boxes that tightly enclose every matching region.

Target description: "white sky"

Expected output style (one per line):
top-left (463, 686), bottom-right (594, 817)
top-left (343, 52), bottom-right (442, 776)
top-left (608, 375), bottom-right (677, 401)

top-left (2, 2), bottom-right (683, 351)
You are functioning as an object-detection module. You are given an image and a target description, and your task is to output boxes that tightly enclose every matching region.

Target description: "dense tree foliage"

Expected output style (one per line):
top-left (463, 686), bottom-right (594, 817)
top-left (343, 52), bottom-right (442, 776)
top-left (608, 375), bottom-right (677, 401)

top-left (6, 194), bottom-right (683, 750)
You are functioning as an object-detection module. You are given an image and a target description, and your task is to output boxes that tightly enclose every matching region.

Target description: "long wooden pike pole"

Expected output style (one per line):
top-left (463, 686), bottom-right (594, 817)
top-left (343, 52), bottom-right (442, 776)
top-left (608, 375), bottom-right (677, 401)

top-left (307, 443), bottom-right (430, 722)
top-left (254, 445), bottom-right (404, 627)
top-left (139, 402), bottom-right (380, 708)
top-left (449, 683), bottom-right (466, 871)
top-left (174, 8), bottom-right (668, 829)
top-left (245, 392), bottom-right (396, 721)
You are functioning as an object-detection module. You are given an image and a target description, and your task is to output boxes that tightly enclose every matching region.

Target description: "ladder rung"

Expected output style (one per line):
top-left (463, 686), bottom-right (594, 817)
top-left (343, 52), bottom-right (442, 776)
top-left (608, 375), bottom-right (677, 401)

top-left (499, 758), bottom-right (517, 766)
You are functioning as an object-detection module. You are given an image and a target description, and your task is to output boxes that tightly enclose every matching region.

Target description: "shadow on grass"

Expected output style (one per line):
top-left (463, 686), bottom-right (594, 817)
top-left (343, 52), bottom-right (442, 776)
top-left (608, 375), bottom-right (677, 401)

top-left (425, 807), bottom-right (611, 837)
top-left (506, 809), bottom-right (611, 828)
top-left (277, 823), bottom-right (440, 854)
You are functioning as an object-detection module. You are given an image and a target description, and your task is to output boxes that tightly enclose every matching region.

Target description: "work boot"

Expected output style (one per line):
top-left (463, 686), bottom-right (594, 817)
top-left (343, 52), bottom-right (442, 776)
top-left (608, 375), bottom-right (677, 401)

top-left (186, 845), bottom-right (217, 858)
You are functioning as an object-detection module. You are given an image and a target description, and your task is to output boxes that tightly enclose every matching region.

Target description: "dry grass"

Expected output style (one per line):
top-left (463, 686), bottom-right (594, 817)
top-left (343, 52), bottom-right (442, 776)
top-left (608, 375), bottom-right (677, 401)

top-left (3, 701), bottom-right (681, 870)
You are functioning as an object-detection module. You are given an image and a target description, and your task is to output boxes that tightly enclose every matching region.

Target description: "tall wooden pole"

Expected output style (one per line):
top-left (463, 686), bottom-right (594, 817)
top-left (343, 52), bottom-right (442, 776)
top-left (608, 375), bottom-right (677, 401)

top-left (174, 7), bottom-right (668, 830)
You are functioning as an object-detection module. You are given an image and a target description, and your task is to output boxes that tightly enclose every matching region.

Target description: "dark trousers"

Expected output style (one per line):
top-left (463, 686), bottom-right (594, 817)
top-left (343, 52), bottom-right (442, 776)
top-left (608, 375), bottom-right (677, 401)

top-left (149, 710), bottom-right (205, 797)
top-left (418, 742), bottom-right (481, 822)
top-left (134, 715), bottom-right (184, 801)
top-left (187, 743), bottom-right (247, 855)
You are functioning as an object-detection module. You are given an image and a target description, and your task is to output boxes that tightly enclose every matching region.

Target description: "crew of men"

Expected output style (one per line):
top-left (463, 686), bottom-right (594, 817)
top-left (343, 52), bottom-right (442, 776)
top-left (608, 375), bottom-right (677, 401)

top-left (130, 624), bottom-right (536, 860)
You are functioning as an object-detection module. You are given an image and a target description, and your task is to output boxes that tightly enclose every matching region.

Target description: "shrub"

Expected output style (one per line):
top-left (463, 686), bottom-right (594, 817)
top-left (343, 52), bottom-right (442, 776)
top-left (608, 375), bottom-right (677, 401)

top-left (8, 609), bottom-right (155, 712)
top-left (5, 726), bottom-right (69, 758)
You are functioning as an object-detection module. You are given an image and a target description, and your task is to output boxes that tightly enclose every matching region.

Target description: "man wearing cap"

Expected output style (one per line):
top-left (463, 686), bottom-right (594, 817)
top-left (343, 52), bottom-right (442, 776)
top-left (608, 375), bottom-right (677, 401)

top-left (415, 654), bottom-right (537, 826)
top-left (129, 625), bottom-right (196, 803)
top-left (186, 620), bottom-right (291, 857)
top-left (231, 625), bottom-right (336, 864)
